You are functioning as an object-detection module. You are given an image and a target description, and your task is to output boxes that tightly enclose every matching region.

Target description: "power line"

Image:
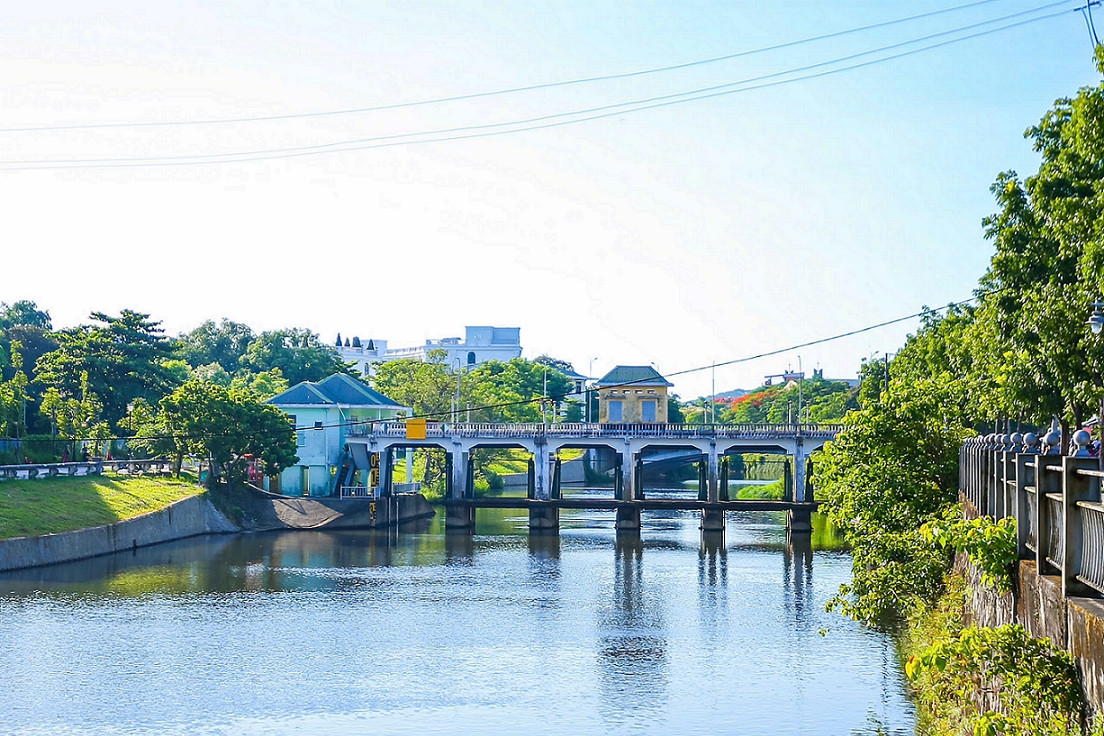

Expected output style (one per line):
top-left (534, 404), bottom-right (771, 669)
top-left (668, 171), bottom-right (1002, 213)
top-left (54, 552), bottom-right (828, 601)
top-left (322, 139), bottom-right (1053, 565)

top-left (0, 4), bottom-right (1079, 171)
top-left (48, 293), bottom-right (982, 444)
top-left (0, 0), bottom-right (1009, 134)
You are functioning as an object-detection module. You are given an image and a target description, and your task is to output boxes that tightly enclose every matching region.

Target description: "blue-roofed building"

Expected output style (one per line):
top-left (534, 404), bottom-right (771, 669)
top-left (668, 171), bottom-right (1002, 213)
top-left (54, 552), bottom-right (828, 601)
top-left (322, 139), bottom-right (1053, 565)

top-left (267, 373), bottom-right (409, 496)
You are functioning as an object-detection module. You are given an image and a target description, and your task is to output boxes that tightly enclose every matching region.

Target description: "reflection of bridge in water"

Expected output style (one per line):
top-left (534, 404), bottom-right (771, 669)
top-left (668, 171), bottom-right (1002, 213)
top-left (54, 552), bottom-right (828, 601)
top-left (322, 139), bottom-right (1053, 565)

top-left (345, 422), bottom-right (841, 534)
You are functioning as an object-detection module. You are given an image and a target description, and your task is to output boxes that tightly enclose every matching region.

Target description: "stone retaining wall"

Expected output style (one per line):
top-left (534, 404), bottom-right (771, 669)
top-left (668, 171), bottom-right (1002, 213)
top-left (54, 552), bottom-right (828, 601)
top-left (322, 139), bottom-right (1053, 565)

top-left (0, 494), bottom-right (235, 572)
top-left (963, 555), bottom-right (1104, 714)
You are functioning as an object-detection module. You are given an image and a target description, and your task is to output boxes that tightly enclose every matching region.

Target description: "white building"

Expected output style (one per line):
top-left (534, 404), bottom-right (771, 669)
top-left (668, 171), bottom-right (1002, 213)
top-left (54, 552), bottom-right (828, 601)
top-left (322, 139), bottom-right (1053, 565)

top-left (337, 326), bottom-right (522, 375)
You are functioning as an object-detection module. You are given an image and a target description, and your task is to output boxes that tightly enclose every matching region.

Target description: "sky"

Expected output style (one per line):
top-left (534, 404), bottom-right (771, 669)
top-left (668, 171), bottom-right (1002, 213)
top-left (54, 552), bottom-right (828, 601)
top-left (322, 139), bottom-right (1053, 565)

top-left (1, 0), bottom-right (1101, 398)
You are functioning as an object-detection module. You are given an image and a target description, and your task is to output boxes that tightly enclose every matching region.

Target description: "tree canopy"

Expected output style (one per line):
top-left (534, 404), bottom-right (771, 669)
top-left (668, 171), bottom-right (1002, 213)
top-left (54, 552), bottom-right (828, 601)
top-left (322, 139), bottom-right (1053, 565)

top-left (240, 328), bottom-right (349, 386)
top-left (34, 310), bottom-right (177, 428)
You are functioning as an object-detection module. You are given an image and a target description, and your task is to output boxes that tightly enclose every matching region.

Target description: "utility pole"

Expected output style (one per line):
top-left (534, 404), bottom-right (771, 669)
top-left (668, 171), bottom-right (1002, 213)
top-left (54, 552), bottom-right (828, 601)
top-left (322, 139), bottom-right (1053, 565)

top-left (711, 361), bottom-right (716, 425)
top-left (797, 355), bottom-right (803, 428)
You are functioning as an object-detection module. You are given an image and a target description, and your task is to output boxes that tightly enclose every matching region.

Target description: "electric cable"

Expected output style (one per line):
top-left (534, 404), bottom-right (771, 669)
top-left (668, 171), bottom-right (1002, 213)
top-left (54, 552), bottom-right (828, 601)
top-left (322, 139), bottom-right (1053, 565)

top-left (0, 0), bottom-right (1012, 134)
top-left (0, 4), bottom-right (1079, 171)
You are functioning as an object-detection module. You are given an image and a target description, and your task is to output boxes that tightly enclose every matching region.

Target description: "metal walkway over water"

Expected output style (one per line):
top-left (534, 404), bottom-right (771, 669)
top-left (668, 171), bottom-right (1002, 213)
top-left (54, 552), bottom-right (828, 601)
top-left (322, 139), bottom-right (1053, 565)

top-left (345, 422), bottom-right (841, 534)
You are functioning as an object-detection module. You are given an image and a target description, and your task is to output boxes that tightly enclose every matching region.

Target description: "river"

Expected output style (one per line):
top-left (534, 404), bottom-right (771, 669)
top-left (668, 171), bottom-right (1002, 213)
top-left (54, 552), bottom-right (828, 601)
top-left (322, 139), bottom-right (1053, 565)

top-left (0, 504), bottom-right (915, 735)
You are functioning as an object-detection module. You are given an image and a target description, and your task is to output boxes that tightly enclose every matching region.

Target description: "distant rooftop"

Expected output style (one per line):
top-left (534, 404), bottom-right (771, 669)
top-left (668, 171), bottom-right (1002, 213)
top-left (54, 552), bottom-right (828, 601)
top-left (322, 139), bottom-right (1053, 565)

top-left (268, 373), bottom-right (406, 409)
top-left (596, 365), bottom-right (672, 388)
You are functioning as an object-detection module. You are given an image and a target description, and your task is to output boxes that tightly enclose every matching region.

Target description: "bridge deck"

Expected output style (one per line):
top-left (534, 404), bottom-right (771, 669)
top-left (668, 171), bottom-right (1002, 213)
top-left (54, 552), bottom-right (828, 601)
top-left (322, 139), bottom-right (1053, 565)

top-left (443, 498), bottom-right (819, 512)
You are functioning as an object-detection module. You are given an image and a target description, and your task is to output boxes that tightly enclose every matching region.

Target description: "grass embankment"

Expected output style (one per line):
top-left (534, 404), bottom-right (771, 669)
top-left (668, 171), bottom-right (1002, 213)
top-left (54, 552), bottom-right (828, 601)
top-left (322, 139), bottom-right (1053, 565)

top-left (734, 478), bottom-right (785, 500)
top-left (0, 473), bottom-right (204, 540)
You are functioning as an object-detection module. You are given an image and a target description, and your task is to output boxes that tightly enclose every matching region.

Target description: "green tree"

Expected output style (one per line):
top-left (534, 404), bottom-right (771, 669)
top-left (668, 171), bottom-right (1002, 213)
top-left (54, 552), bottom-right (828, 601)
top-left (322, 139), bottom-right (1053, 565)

top-left (158, 378), bottom-right (299, 484)
top-left (230, 367), bottom-right (289, 400)
top-left (667, 395), bottom-right (685, 423)
top-left (0, 300), bottom-right (51, 330)
top-left (0, 326), bottom-right (58, 435)
top-left (39, 371), bottom-right (111, 445)
top-left (466, 358), bottom-right (572, 422)
top-left (0, 341), bottom-right (29, 437)
top-left (534, 355), bottom-right (575, 374)
top-left (970, 55), bottom-right (1104, 436)
top-left (371, 355), bottom-right (454, 417)
top-left (175, 318), bottom-right (255, 372)
top-left (240, 328), bottom-right (348, 385)
top-left (35, 310), bottom-right (177, 427)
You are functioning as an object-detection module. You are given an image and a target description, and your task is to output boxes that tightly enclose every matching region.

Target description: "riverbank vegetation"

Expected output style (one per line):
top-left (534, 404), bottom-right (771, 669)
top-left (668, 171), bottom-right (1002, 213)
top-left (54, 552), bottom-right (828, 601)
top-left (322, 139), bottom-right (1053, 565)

top-left (0, 473), bottom-right (203, 540)
top-left (816, 55), bottom-right (1104, 734)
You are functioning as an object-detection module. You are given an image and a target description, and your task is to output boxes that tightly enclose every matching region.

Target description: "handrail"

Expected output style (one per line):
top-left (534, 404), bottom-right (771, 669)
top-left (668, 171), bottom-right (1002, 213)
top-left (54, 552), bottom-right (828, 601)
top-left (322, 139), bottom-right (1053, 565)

top-left (959, 439), bottom-right (1104, 601)
top-left (346, 421), bottom-right (843, 440)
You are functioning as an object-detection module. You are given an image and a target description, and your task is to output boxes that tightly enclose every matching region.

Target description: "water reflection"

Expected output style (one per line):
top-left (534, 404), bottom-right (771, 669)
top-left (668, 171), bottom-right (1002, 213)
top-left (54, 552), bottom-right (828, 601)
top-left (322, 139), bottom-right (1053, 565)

top-left (0, 509), bottom-right (915, 736)
top-left (597, 532), bottom-right (669, 729)
top-left (783, 530), bottom-right (815, 627)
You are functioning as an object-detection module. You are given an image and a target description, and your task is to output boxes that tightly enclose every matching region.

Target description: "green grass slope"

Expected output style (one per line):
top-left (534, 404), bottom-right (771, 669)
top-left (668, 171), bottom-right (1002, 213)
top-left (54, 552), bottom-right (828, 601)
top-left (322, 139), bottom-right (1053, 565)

top-left (0, 474), bottom-right (204, 540)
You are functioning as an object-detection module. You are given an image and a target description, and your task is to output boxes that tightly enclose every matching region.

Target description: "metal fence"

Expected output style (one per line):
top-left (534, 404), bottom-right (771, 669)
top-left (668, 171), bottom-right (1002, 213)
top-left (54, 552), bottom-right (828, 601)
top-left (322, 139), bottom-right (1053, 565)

top-left (961, 435), bottom-right (1104, 598)
top-left (346, 421), bottom-right (842, 440)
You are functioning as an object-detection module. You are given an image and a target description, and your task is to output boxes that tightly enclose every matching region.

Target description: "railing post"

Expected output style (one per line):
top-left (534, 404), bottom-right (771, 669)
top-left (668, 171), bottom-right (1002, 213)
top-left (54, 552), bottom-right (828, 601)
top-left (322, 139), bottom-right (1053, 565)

top-left (1015, 453), bottom-right (1033, 558)
top-left (1036, 454), bottom-right (1064, 575)
top-left (1063, 456), bottom-right (1098, 598)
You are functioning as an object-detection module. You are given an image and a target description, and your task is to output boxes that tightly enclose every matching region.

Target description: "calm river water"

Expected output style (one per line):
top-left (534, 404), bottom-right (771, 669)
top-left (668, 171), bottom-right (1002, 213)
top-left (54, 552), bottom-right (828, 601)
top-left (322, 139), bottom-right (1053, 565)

top-left (0, 504), bottom-right (915, 736)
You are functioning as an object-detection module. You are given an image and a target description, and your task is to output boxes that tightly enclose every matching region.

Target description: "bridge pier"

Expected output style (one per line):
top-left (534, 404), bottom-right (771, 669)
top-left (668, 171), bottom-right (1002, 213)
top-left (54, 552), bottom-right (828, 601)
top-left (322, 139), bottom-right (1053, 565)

top-left (707, 441), bottom-right (720, 503)
top-left (793, 440), bottom-right (807, 503)
top-left (529, 503), bottom-right (559, 531)
top-left (619, 449), bottom-right (636, 501)
top-left (446, 503), bottom-right (475, 530)
top-left (615, 504), bottom-right (641, 531)
top-left (786, 507), bottom-right (812, 534)
top-left (700, 508), bottom-right (724, 532)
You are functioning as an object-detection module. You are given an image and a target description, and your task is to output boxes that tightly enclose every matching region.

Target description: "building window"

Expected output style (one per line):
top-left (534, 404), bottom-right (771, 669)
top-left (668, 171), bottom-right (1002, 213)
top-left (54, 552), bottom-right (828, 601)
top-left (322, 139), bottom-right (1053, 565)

top-left (642, 400), bottom-right (656, 422)
top-left (608, 400), bottom-right (623, 422)
top-left (289, 415), bottom-right (305, 446)
top-left (467, 351), bottom-right (476, 366)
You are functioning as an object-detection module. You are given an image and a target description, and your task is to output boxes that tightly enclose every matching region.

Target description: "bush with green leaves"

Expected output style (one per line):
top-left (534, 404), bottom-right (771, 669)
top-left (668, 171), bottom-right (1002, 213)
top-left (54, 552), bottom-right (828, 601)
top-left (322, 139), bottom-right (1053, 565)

top-left (923, 509), bottom-right (1018, 592)
top-left (906, 624), bottom-right (1083, 736)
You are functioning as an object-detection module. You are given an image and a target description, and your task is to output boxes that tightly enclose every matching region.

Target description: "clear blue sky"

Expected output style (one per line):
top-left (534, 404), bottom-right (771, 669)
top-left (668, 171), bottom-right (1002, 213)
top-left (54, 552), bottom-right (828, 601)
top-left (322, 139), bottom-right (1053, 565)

top-left (1, 1), bottom-right (1099, 397)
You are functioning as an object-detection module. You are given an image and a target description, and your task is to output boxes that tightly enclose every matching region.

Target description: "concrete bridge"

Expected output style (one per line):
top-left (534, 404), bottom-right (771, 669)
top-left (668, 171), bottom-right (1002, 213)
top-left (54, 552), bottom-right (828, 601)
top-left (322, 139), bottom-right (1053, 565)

top-left (344, 422), bottom-right (840, 534)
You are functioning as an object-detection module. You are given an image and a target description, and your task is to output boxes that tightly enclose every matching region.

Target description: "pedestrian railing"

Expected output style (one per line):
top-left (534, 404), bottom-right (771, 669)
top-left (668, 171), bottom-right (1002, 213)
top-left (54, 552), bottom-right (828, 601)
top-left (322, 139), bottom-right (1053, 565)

top-left (346, 421), bottom-right (842, 440)
top-left (961, 434), bottom-right (1104, 598)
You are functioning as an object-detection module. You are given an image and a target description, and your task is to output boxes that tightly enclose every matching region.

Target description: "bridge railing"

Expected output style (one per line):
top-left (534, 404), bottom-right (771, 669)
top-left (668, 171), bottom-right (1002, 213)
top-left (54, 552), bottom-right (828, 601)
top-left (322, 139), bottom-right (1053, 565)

top-left (345, 421), bottom-right (842, 440)
top-left (960, 435), bottom-right (1104, 599)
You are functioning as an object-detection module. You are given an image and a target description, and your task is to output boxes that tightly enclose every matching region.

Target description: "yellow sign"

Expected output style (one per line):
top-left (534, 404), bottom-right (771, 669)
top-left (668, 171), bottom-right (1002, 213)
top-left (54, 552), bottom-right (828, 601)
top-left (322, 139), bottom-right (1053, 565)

top-left (406, 418), bottom-right (427, 440)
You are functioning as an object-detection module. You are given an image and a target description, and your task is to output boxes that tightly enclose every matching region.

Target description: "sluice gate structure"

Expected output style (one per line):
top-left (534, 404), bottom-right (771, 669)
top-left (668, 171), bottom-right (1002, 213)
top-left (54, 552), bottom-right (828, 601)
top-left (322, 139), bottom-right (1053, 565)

top-left (345, 422), bottom-right (840, 534)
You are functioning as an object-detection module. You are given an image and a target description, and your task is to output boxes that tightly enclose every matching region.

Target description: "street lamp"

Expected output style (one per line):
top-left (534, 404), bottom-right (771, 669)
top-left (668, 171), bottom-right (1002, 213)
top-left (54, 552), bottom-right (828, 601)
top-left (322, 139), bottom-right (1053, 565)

top-left (1090, 301), bottom-right (1104, 454)
top-left (1089, 301), bottom-right (1104, 335)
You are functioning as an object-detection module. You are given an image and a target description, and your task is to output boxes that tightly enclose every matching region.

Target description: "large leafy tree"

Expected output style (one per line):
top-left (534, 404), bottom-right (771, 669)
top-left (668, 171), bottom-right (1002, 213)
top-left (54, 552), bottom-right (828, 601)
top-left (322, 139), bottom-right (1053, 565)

top-left (371, 354), bottom-right (453, 417)
top-left (38, 371), bottom-right (111, 444)
top-left (175, 318), bottom-right (255, 373)
top-left (0, 341), bottom-right (29, 437)
top-left (34, 310), bottom-right (177, 427)
top-left (722, 377), bottom-right (856, 424)
top-left (156, 378), bottom-right (298, 484)
top-left (0, 300), bottom-right (51, 330)
top-left (973, 53), bottom-right (1104, 434)
top-left (240, 328), bottom-right (348, 385)
top-left (466, 358), bottom-right (572, 422)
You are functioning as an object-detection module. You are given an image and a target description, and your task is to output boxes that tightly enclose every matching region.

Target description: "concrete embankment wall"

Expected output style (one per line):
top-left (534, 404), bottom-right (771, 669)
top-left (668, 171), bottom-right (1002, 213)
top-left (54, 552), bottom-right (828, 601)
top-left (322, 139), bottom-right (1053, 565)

top-left (0, 494), bottom-right (236, 573)
top-left (963, 556), bottom-right (1104, 713)
top-left (0, 491), bottom-right (436, 573)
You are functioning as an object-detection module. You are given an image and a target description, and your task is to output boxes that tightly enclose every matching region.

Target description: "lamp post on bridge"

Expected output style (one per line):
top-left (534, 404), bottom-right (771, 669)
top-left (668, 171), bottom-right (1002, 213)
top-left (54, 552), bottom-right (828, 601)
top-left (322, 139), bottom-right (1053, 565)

top-left (1088, 300), bottom-right (1104, 456)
